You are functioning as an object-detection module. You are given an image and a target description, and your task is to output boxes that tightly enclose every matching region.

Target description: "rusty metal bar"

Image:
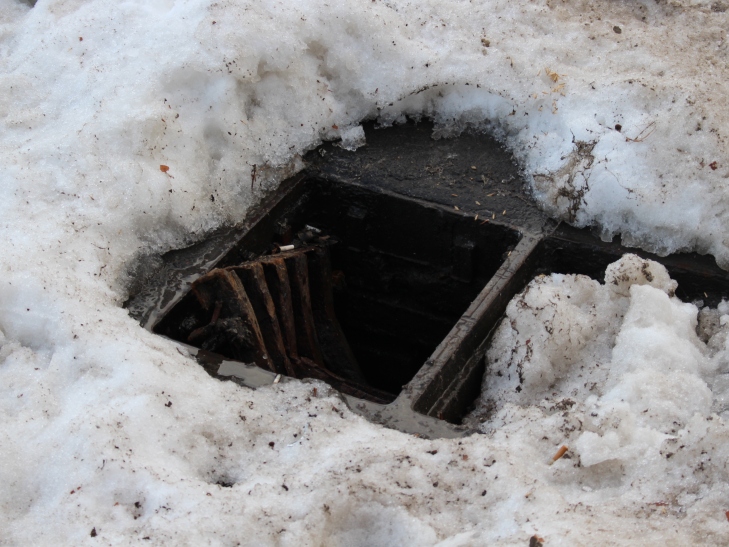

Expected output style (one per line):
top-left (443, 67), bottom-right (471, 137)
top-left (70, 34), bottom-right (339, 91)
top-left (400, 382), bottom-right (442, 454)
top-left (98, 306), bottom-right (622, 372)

top-left (283, 251), bottom-right (325, 367)
top-left (189, 269), bottom-right (271, 370)
top-left (229, 263), bottom-right (295, 377)
top-left (260, 257), bottom-right (299, 361)
top-left (185, 245), bottom-right (397, 404)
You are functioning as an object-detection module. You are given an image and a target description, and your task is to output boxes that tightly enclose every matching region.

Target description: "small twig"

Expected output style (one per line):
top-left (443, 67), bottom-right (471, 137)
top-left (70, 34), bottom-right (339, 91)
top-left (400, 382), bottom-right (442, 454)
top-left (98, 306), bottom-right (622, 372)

top-left (549, 445), bottom-right (569, 465)
top-left (625, 121), bottom-right (656, 143)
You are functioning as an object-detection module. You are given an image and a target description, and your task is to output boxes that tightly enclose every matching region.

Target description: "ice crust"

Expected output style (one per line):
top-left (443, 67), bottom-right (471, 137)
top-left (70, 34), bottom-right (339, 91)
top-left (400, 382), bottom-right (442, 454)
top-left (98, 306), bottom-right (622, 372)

top-left (4, 0), bottom-right (729, 544)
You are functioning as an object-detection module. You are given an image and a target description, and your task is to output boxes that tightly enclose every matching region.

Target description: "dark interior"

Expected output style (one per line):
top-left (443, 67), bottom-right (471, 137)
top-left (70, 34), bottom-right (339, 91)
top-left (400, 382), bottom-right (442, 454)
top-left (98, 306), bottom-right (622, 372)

top-left (536, 226), bottom-right (729, 307)
top-left (154, 178), bottom-right (521, 398)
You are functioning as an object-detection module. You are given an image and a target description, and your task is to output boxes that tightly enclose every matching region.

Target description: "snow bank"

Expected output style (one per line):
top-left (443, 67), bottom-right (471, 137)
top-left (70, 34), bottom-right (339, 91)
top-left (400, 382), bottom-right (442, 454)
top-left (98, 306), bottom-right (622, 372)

top-left (468, 254), bottom-right (729, 543)
top-left (3, 0), bottom-right (729, 543)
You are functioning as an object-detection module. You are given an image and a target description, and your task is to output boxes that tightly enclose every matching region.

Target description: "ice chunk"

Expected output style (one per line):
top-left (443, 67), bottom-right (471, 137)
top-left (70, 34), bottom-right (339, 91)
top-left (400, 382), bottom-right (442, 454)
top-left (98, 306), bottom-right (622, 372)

top-left (604, 254), bottom-right (677, 297)
top-left (337, 125), bottom-right (366, 151)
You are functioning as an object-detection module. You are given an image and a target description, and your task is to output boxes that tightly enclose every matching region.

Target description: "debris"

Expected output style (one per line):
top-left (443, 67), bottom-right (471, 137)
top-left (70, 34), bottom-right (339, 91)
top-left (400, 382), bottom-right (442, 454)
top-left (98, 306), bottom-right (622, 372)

top-left (189, 271), bottom-right (266, 365)
top-left (625, 121), bottom-right (656, 143)
top-left (529, 535), bottom-right (544, 547)
top-left (549, 445), bottom-right (569, 465)
top-left (273, 374), bottom-right (282, 384)
top-left (545, 67), bottom-right (560, 82)
top-left (710, 161), bottom-right (719, 170)
top-left (279, 245), bottom-right (295, 252)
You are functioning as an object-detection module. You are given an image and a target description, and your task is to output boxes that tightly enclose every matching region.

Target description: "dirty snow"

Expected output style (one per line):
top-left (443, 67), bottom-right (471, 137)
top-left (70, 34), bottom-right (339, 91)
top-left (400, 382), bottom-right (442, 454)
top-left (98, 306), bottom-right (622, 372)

top-left (467, 254), bottom-right (729, 545)
top-left (2, 0), bottom-right (729, 544)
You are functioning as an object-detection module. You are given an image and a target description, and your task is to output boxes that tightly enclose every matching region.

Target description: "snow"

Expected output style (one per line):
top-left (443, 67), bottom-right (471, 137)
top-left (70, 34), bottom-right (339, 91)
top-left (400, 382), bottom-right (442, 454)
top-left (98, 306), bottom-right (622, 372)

top-left (467, 255), bottom-right (729, 544)
top-left (3, 0), bottom-right (729, 543)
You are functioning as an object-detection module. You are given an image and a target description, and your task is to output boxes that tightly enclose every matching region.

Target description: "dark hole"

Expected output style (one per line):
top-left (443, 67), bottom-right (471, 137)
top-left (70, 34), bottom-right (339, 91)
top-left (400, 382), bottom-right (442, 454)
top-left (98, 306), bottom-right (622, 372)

top-left (154, 178), bottom-right (520, 402)
top-left (537, 226), bottom-right (729, 308)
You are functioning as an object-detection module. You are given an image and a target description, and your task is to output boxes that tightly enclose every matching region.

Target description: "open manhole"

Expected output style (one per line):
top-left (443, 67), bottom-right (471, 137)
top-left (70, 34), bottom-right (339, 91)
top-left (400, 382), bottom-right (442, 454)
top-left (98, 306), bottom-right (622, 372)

top-left (154, 178), bottom-right (521, 404)
top-left (126, 121), bottom-right (729, 438)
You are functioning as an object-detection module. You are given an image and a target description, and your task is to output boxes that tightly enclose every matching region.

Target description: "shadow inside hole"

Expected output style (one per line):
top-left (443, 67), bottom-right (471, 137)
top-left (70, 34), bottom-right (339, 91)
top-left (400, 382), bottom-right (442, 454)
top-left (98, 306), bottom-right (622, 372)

top-left (154, 178), bottom-right (520, 401)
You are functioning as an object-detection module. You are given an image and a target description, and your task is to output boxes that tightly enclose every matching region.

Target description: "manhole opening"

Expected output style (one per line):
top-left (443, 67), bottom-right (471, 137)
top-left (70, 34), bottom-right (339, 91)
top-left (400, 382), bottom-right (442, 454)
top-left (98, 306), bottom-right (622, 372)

top-left (128, 120), bottom-right (729, 437)
top-left (154, 177), bottom-right (521, 403)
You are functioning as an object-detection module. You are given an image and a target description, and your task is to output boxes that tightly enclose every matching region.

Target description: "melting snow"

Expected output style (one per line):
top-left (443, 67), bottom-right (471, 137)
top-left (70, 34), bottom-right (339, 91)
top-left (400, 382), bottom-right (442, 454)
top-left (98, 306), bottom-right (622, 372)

top-left (3, 0), bottom-right (729, 544)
